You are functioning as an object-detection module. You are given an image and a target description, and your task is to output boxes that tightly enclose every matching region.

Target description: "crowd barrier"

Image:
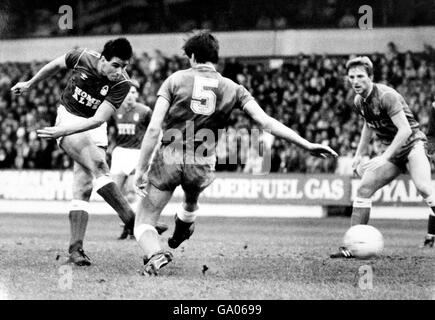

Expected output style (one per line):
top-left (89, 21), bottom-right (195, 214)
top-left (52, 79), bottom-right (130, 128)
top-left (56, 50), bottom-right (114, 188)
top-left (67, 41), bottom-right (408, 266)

top-left (0, 170), bottom-right (431, 206)
top-left (1, 27), bottom-right (435, 62)
top-left (0, 170), bottom-right (431, 219)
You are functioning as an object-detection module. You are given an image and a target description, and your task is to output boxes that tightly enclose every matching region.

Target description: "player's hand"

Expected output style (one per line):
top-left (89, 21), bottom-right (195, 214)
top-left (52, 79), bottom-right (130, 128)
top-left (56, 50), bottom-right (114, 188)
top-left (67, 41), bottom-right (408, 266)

top-left (307, 143), bottom-right (338, 158)
top-left (11, 81), bottom-right (31, 95)
top-left (134, 169), bottom-right (148, 198)
top-left (36, 126), bottom-right (66, 139)
top-left (352, 155), bottom-right (363, 177)
top-left (361, 156), bottom-right (389, 173)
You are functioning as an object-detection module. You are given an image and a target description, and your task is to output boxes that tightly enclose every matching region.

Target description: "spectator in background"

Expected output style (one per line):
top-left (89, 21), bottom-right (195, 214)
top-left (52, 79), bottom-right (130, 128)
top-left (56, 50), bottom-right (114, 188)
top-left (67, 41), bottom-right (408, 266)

top-left (1, 48), bottom-right (435, 173)
top-left (338, 9), bottom-right (357, 28)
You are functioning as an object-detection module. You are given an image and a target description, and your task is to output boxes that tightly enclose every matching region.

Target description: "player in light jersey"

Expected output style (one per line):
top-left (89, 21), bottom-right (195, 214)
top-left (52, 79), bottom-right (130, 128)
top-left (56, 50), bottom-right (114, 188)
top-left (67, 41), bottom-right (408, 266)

top-left (13, 38), bottom-right (144, 266)
top-left (132, 31), bottom-right (338, 275)
top-left (331, 57), bottom-right (435, 258)
top-left (110, 81), bottom-right (168, 239)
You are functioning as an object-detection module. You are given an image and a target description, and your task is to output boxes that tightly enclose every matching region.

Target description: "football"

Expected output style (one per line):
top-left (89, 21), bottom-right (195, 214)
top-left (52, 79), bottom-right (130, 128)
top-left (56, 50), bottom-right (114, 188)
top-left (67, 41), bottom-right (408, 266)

top-left (343, 225), bottom-right (384, 259)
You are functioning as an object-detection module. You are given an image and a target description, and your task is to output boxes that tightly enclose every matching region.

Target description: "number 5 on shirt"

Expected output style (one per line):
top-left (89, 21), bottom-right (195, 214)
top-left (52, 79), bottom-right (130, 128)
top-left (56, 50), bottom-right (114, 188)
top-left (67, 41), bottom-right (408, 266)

top-left (190, 76), bottom-right (219, 115)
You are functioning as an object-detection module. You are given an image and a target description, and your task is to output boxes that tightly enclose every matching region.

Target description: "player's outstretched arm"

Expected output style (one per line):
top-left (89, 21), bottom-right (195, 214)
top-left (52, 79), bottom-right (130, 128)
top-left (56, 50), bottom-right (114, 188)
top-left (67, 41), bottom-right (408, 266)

top-left (36, 101), bottom-right (115, 139)
top-left (243, 100), bottom-right (338, 158)
top-left (11, 54), bottom-right (67, 95)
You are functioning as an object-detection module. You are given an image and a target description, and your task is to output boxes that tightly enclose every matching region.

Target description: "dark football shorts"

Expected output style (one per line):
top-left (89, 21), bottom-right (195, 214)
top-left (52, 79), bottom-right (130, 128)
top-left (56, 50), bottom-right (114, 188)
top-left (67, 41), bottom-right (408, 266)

top-left (147, 144), bottom-right (216, 192)
top-left (381, 130), bottom-right (427, 172)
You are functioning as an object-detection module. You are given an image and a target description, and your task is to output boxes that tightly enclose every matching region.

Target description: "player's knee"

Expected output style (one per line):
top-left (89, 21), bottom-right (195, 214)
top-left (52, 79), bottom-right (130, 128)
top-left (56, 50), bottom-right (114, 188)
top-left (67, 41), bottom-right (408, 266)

top-left (74, 182), bottom-right (93, 200)
top-left (356, 185), bottom-right (375, 198)
top-left (91, 158), bottom-right (109, 175)
top-left (415, 182), bottom-right (432, 198)
top-left (125, 191), bottom-right (136, 203)
top-left (183, 202), bottom-right (198, 212)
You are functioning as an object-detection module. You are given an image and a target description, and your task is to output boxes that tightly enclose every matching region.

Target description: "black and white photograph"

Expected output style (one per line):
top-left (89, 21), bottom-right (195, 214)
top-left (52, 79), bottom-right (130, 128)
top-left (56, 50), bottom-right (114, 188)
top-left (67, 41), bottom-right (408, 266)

top-left (0, 0), bottom-right (434, 303)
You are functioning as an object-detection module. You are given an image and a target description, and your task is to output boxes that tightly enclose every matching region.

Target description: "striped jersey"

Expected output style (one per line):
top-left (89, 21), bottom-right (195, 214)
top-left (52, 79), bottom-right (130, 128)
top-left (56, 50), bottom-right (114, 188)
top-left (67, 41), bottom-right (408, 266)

top-left (61, 48), bottom-right (131, 118)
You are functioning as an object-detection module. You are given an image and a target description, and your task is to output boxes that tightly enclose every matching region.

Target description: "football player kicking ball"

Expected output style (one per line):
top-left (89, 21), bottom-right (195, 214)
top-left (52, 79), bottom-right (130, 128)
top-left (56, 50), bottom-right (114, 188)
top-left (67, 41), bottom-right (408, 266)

top-left (12, 38), bottom-right (162, 266)
top-left (133, 31), bottom-right (338, 276)
top-left (110, 81), bottom-right (168, 239)
top-left (331, 57), bottom-right (435, 259)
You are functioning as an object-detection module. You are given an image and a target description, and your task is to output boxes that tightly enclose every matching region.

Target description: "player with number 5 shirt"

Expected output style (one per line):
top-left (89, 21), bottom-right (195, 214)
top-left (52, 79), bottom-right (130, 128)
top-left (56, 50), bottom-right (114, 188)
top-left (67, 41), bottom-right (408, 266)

top-left (133, 30), bottom-right (338, 276)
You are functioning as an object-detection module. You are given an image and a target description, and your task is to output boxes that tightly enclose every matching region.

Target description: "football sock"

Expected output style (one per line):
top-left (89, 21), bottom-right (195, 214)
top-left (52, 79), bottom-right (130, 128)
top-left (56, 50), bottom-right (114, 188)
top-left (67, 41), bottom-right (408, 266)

top-left (427, 214), bottom-right (435, 236)
top-left (68, 200), bottom-right (89, 253)
top-left (350, 197), bottom-right (371, 226)
top-left (134, 224), bottom-right (161, 259)
top-left (94, 175), bottom-right (135, 229)
top-left (424, 195), bottom-right (435, 236)
top-left (177, 207), bottom-right (197, 223)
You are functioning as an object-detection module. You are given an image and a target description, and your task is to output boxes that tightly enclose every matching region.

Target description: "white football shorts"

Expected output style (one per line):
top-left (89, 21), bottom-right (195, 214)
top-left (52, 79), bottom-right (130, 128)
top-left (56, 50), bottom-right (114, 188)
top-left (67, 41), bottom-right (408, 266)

top-left (55, 104), bottom-right (108, 148)
top-left (110, 146), bottom-right (140, 176)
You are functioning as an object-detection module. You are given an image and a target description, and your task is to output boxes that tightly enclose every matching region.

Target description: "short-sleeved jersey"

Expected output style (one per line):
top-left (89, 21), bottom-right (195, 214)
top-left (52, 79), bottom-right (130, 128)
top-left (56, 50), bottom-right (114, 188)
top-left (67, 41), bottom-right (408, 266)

top-left (61, 48), bottom-right (131, 118)
top-left (157, 64), bottom-right (254, 153)
top-left (113, 102), bottom-right (152, 149)
top-left (353, 83), bottom-right (424, 144)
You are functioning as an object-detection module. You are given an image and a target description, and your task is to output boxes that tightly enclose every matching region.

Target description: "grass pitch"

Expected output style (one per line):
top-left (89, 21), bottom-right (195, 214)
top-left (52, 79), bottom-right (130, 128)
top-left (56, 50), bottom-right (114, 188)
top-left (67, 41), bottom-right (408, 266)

top-left (0, 213), bottom-right (433, 300)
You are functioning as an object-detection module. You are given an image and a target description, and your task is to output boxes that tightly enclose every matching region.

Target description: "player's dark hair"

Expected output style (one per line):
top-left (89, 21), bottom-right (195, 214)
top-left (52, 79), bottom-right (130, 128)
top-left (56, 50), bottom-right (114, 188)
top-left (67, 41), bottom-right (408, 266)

top-left (183, 31), bottom-right (219, 64)
top-left (346, 56), bottom-right (374, 77)
top-left (101, 37), bottom-right (133, 61)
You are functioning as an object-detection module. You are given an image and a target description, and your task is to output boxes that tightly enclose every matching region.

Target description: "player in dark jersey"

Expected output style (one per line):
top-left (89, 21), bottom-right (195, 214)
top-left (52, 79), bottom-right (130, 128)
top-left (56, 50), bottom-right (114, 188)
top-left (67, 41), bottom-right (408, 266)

top-left (331, 57), bottom-right (435, 258)
top-left (110, 81), bottom-right (167, 239)
top-left (426, 101), bottom-right (435, 156)
top-left (132, 31), bottom-right (338, 275)
top-left (12, 38), bottom-right (157, 266)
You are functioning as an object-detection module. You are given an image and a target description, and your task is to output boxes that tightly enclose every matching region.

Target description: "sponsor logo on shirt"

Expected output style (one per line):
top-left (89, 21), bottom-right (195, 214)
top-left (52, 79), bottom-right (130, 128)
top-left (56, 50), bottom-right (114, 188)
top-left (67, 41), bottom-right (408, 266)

top-left (118, 123), bottom-right (136, 135)
top-left (72, 86), bottom-right (102, 109)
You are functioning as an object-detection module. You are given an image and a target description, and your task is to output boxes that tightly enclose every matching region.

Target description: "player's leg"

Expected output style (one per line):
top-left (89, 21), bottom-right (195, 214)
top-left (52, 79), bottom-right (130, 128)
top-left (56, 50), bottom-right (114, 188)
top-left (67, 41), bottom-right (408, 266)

top-left (167, 161), bottom-right (216, 249)
top-left (134, 145), bottom-right (182, 275)
top-left (406, 142), bottom-right (435, 247)
top-left (112, 170), bottom-right (133, 240)
top-left (110, 148), bottom-right (133, 239)
top-left (167, 187), bottom-right (201, 249)
top-left (60, 133), bottom-right (135, 231)
top-left (124, 174), bottom-right (138, 202)
top-left (350, 160), bottom-right (401, 225)
top-left (134, 183), bottom-right (174, 275)
top-left (67, 161), bottom-right (93, 266)
top-left (110, 147), bottom-right (129, 197)
top-left (112, 173), bottom-right (128, 195)
top-left (331, 160), bottom-right (401, 258)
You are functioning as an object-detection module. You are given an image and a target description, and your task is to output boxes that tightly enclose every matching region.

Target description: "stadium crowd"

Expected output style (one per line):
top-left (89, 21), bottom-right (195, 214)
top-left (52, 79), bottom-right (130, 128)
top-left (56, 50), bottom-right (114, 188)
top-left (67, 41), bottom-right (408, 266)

top-left (2, 0), bottom-right (433, 39)
top-left (1, 43), bottom-right (435, 173)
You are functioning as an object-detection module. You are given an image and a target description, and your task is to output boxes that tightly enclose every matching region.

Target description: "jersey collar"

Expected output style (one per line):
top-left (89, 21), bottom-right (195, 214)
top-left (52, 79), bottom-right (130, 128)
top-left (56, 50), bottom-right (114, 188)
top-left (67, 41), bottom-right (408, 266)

top-left (194, 64), bottom-right (216, 71)
top-left (362, 83), bottom-right (376, 102)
